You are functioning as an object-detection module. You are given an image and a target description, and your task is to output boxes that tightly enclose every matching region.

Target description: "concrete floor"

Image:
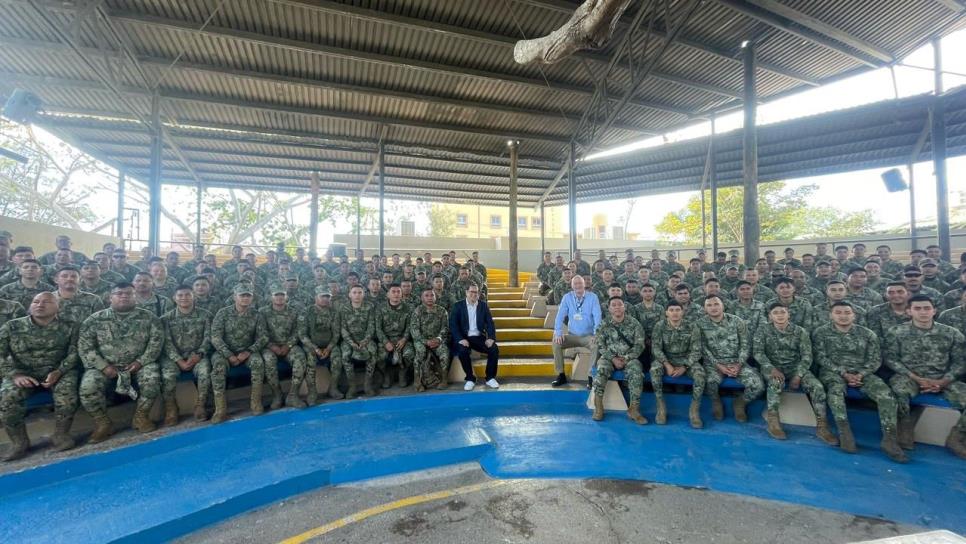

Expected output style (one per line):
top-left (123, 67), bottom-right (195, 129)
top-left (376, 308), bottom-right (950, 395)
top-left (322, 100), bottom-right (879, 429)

top-left (178, 464), bottom-right (921, 544)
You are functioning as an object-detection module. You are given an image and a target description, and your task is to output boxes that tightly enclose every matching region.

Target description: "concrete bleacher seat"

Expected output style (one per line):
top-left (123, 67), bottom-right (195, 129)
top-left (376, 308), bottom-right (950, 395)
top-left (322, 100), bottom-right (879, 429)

top-left (586, 368), bottom-right (749, 413)
top-left (543, 305), bottom-right (558, 329)
top-left (566, 347), bottom-right (592, 381)
top-left (845, 387), bottom-right (957, 446)
top-left (529, 295), bottom-right (548, 318)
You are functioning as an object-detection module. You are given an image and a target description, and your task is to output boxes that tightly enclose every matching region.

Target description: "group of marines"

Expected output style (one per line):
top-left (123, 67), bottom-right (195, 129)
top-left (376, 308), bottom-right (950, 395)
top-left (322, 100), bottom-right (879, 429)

top-left (538, 244), bottom-right (966, 464)
top-left (0, 233), bottom-right (490, 461)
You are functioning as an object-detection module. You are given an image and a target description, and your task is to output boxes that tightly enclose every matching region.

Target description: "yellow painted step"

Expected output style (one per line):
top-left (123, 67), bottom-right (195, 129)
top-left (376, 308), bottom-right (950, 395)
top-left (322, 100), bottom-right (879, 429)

top-left (488, 282), bottom-right (507, 288)
top-left (496, 328), bottom-right (553, 341)
top-left (488, 292), bottom-right (523, 301)
top-left (488, 287), bottom-right (525, 294)
top-left (488, 300), bottom-right (527, 309)
top-left (494, 317), bottom-right (545, 328)
top-left (497, 341), bottom-right (553, 357)
top-left (482, 358), bottom-right (571, 378)
top-left (491, 308), bottom-right (532, 318)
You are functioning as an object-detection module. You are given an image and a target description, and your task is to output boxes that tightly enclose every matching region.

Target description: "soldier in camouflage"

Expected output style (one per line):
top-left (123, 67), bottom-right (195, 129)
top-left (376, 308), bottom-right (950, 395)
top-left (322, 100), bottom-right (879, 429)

top-left (192, 275), bottom-right (223, 316)
top-left (260, 285), bottom-right (307, 409)
top-left (591, 297), bottom-right (647, 423)
top-left (133, 271), bottom-right (173, 317)
top-left (0, 293), bottom-right (80, 460)
top-left (884, 294), bottom-right (966, 459)
top-left (299, 286), bottom-right (342, 402)
top-left (938, 287), bottom-right (966, 335)
top-left (79, 260), bottom-right (114, 302)
top-left (0, 298), bottom-right (26, 331)
top-left (411, 288), bottom-right (451, 392)
top-left (376, 284), bottom-right (414, 389)
top-left (339, 285), bottom-right (378, 398)
top-left (0, 259), bottom-right (54, 308)
top-left (211, 283), bottom-right (268, 419)
top-left (161, 286), bottom-right (212, 424)
top-left (754, 303), bottom-right (838, 445)
top-left (813, 301), bottom-right (907, 462)
top-left (867, 282), bottom-right (912, 339)
top-left (696, 295), bottom-right (764, 423)
top-left (79, 282), bottom-right (165, 442)
top-left (52, 266), bottom-right (105, 324)
top-left (764, 277), bottom-right (814, 330)
top-left (813, 280), bottom-right (867, 329)
top-left (650, 301), bottom-right (704, 428)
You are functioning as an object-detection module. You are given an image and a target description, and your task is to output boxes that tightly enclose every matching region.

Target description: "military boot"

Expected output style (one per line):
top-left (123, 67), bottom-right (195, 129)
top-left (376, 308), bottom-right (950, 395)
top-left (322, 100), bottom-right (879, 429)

top-left (251, 381), bottom-right (265, 415)
top-left (210, 393), bottom-right (228, 423)
top-left (286, 388), bottom-right (307, 408)
top-left (381, 367), bottom-right (392, 389)
top-left (733, 395), bottom-right (748, 423)
top-left (269, 384), bottom-right (283, 410)
top-left (2, 424), bottom-right (29, 461)
top-left (897, 415), bottom-right (916, 450)
top-left (306, 381), bottom-right (319, 406)
top-left (328, 370), bottom-right (345, 399)
top-left (627, 401), bottom-right (648, 425)
top-left (50, 417), bottom-right (76, 452)
top-left (711, 397), bottom-right (724, 421)
top-left (592, 395), bottom-right (604, 421)
top-left (193, 397), bottom-right (209, 421)
top-left (88, 414), bottom-right (114, 443)
top-left (688, 398), bottom-right (703, 429)
top-left (836, 419), bottom-right (857, 453)
top-left (132, 402), bottom-right (157, 433)
top-left (655, 398), bottom-right (667, 425)
top-left (765, 410), bottom-right (786, 440)
top-left (345, 372), bottom-right (359, 399)
top-left (397, 365), bottom-right (408, 387)
top-left (880, 427), bottom-right (909, 463)
top-left (364, 374), bottom-right (377, 397)
top-left (945, 427), bottom-right (966, 459)
top-left (163, 394), bottom-right (179, 427)
top-left (815, 416), bottom-right (839, 446)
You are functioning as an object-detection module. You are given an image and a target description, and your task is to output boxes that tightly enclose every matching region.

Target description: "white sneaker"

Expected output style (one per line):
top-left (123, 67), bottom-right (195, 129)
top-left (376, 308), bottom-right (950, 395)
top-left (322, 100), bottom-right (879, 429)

top-left (463, 380), bottom-right (475, 391)
top-left (485, 378), bottom-right (500, 389)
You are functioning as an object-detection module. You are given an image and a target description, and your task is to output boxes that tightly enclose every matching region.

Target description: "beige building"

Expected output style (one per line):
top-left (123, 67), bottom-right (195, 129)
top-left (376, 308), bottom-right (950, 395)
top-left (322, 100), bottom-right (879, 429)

top-left (434, 203), bottom-right (565, 239)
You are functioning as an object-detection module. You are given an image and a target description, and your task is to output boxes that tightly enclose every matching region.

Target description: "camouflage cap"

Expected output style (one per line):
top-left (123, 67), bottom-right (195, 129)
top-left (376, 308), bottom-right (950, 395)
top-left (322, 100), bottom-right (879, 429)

top-left (233, 283), bottom-right (254, 295)
top-left (724, 264), bottom-right (739, 271)
top-left (284, 271), bottom-right (299, 280)
top-left (920, 258), bottom-right (938, 267)
top-left (0, 230), bottom-right (12, 241)
top-left (315, 286), bottom-right (332, 297)
top-left (728, 249), bottom-right (739, 256)
top-left (269, 283), bottom-right (286, 295)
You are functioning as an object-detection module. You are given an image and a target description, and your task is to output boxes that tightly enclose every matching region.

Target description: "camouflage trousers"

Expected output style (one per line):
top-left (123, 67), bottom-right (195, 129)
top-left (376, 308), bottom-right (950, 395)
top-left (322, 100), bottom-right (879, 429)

top-left (890, 375), bottom-right (966, 431)
top-left (379, 338), bottom-right (415, 375)
top-left (80, 364), bottom-right (160, 417)
top-left (305, 344), bottom-right (341, 394)
top-left (650, 360), bottom-right (705, 400)
top-left (161, 358), bottom-right (211, 403)
top-left (0, 369), bottom-right (78, 428)
top-left (414, 342), bottom-right (450, 388)
top-left (820, 369), bottom-right (897, 431)
top-left (211, 351), bottom-right (266, 395)
top-left (705, 363), bottom-right (764, 402)
top-left (262, 346), bottom-right (307, 391)
top-left (340, 340), bottom-right (377, 381)
top-left (594, 358), bottom-right (644, 404)
top-left (765, 368), bottom-right (826, 416)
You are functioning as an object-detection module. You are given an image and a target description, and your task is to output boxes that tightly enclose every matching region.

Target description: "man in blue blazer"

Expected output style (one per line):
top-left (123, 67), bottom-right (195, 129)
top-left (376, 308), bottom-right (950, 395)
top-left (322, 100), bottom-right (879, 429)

top-left (450, 282), bottom-right (500, 390)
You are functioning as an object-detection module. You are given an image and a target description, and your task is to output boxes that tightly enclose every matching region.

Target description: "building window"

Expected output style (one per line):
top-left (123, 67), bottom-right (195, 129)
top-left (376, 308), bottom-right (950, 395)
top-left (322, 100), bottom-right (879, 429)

top-left (490, 215), bottom-right (502, 228)
top-left (532, 216), bottom-right (542, 228)
top-left (518, 217), bottom-right (528, 229)
top-left (456, 214), bottom-right (467, 227)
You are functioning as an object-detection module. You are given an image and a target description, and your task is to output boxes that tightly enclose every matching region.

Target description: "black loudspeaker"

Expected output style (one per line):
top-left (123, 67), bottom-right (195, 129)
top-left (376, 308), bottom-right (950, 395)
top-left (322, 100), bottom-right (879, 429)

top-left (881, 168), bottom-right (907, 193)
top-left (2, 90), bottom-right (42, 124)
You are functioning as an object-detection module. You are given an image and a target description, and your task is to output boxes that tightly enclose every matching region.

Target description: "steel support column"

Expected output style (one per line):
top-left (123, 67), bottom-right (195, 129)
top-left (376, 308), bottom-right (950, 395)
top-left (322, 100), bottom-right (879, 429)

top-left (378, 142), bottom-right (385, 256)
top-left (741, 42), bottom-right (760, 267)
top-left (568, 142), bottom-right (577, 259)
top-left (195, 181), bottom-right (203, 246)
top-left (908, 163), bottom-right (917, 246)
top-left (509, 141), bottom-right (519, 288)
top-left (148, 92), bottom-right (162, 255)
top-left (116, 171), bottom-right (125, 242)
top-left (540, 203), bottom-right (546, 256)
top-left (933, 38), bottom-right (950, 259)
top-left (309, 172), bottom-right (320, 256)
top-left (355, 198), bottom-right (361, 253)
top-left (710, 115), bottom-right (719, 256)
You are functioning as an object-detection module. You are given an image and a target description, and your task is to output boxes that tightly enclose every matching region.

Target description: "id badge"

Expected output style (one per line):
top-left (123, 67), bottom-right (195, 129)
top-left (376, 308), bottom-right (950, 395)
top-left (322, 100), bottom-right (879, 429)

top-left (573, 313), bottom-right (583, 321)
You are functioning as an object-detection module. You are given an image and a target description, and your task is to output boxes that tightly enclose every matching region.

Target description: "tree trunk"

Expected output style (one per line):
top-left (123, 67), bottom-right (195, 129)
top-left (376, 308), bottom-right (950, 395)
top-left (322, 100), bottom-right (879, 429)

top-left (514, 0), bottom-right (634, 65)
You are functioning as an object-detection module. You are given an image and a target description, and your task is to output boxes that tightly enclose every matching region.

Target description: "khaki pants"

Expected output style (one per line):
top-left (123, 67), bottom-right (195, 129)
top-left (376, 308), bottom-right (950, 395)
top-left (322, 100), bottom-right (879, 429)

top-left (552, 334), bottom-right (597, 375)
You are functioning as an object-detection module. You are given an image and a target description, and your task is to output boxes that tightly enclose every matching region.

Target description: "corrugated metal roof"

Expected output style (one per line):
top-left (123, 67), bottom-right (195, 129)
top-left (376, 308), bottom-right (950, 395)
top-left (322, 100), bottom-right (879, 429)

top-left (0, 0), bottom-right (963, 204)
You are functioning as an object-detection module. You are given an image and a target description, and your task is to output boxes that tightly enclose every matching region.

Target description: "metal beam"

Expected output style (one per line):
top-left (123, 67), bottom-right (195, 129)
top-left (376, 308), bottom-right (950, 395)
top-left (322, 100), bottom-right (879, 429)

top-left (933, 38), bottom-right (951, 259)
top-left (931, 0), bottom-right (966, 11)
top-left (148, 92), bottom-right (162, 255)
top-left (710, 116), bottom-right (719, 257)
top-left (378, 141), bottom-right (385, 256)
top-left (714, 0), bottom-right (892, 67)
top-left (509, 141), bottom-right (520, 288)
top-left (568, 142), bottom-right (577, 258)
top-left (195, 180), bottom-right (203, 246)
top-left (116, 171), bottom-right (125, 241)
top-left (742, 42), bottom-right (760, 267)
top-left (309, 172), bottom-right (320, 256)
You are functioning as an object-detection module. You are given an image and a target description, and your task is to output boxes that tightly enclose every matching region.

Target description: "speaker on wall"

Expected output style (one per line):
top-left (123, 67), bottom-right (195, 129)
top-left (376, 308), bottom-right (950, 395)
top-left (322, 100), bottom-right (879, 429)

top-left (881, 168), bottom-right (907, 193)
top-left (3, 89), bottom-right (42, 125)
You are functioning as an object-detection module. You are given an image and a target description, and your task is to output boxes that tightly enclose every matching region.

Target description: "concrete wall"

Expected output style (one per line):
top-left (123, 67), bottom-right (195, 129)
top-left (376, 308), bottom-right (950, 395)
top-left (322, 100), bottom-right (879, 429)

top-left (0, 216), bottom-right (119, 257)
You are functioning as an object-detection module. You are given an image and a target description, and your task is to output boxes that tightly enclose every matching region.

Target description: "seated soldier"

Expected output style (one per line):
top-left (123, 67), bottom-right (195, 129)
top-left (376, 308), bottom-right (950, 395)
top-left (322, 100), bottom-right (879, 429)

top-left (591, 297), bottom-right (647, 423)
top-left (884, 295), bottom-right (966, 459)
top-left (696, 295), bottom-right (764, 422)
top-left (376, 284), bottom-right (415, 389)
top-left (410, 288), bottom-right (451, 392)
top-left (260, 285), bottom-right (306, 408)
top-left (813, 301), bottom-right (907, 463)
top-left (161, 286), bottom-right (213, 425)
top-left (650, 301), bottom-right (703, 428)
top-left (0, 293), bottom-right (80, 460)
top-left (339, 285), bottom-right (378, 398)
top-left (211, 284), bottom-right (268, 419)
top-left (298, 286), bottom-right (342, 402)
top-left (754, 303), bottom-right (838, 445)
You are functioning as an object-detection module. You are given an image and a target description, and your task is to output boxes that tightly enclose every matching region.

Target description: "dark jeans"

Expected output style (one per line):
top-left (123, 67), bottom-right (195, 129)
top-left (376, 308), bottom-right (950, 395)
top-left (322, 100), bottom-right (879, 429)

top-left (456, 336), bottom-right (499, 382)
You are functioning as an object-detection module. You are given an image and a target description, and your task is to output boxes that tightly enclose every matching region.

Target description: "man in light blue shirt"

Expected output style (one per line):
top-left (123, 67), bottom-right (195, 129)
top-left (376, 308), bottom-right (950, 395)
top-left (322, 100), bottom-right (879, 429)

top-left (552, 275), bottom-right (602, 386)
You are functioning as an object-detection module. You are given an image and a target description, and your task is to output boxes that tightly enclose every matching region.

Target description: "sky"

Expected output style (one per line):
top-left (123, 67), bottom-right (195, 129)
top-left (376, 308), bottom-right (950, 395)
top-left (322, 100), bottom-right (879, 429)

top-left (16, 27), bottom-right (966, 248)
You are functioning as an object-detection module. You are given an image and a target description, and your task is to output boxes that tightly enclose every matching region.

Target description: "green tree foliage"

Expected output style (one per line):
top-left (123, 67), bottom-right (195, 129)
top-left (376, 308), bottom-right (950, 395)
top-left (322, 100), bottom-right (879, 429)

top-left (655, 182), bottom-right (878, 244)
top-left (426, 204), bottom-right (456, 237)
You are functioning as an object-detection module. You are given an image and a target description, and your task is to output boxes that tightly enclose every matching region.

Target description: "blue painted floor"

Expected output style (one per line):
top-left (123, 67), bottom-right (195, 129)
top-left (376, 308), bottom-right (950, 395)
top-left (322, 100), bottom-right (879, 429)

top-left (0, 390), bottom-right (963, 543)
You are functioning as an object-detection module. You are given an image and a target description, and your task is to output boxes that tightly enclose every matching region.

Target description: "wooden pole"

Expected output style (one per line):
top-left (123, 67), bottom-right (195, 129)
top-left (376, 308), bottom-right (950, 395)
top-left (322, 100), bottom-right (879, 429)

top-left (741, 42), bottom-right (760, 267)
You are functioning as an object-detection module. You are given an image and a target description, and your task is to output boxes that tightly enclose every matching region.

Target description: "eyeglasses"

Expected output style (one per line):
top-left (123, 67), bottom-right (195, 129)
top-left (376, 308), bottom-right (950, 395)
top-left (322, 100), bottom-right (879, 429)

top-left (112, 255), bottom-right (126, 259)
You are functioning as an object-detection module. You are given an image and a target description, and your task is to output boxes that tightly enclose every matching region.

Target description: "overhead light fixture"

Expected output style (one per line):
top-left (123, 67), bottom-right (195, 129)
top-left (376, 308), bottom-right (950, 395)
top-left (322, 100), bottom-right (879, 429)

top-left (740, 40), bottom-right (750, 48)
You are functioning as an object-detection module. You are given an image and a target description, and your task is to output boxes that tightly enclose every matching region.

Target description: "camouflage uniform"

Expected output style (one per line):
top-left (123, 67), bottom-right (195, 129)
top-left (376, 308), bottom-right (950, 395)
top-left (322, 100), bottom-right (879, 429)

top-left (78, 308), bottom-right (164, 418)
top-left (79, 280), bottom-right (114, 301)
top-left (812, 301), bottom-right (867, 329)
top-left (813, 323), bottom-right (896, 431)
top-left (259, 304), bottom-right (306, 406)
top-left (763, 297), bottom-right (814, 330)
top-left (339, 302), bottom-right (378, 390)
top-left (298, 303), bottom-right (342, 400)
top-left (193, 294), bottom-right (224, 316)
top-left (432, 289), bottom-right (455, 312)
top-left (695, 314), bottom-right (764, 402)
top-left (0, 317), bottom-right (80, 435)
top-left (753, 322), bottom-right (827, 417)
top-left (537, 262), bottom-right (555, 295)
top-left (0, 280), bottom-right (55, 309)
top-left (112, 263), bottom-right (141, 283)
top-left (152, 278), bottom-right (179, 300)
top-left (845, 287), bottom-right (884, 312)
top-left (884, 322), bottom-right (966, 432)
top-left (53, 291), bottom-right (105, 325)
top-left (725, 299), bottom-right (767, 349)
top-left (867, 303), bottom-right (911, 339)
top-left (410, 304), bottom-right (450, 389)
top-left (938, 304), bottom-right (966, 336)
top-left (161, 307), bottom-right (212, 415)
top-left (593, 316), bottom-right (646, 404)
top-left (135, 293), bottom-right (174, 318)
top-left (210, 306), bottom-right (267, 409)
top-left (376, 300), bottom-right (415, 386)
top-left (549, 278), bottom-right (571, 306)
top-left (630, 302), bottom-right (664, 339)
top-left (650, 319), bottom-right (704, 401)
top-left (0, 299), bottom-right (26, 330)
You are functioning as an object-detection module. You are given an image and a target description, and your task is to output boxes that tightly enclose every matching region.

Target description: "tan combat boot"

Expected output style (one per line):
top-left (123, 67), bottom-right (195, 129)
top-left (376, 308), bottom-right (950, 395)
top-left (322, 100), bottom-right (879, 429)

top-left (897, 415), bottom-right (916, 450)
top-left (654, 398), bottom-right (667, 425)
top-left (193, 397), bottom-right (209, 421)
top-left (592, 395), bottom-right (604, 421)
top-left (945, 427), bottom-right (966, 459)
top-left (251, 381), bottom-right (265, 415)
top-left (711, 397), bottom-right (724, 421)
top-left (765, 410), bottom-right (787, 440)
top-left (306, 379), bottom-right (319, 406)
top-left (689, 398), bottom-right (703, 429)
top-left (627, 401), bottom-right (648, 425)
top-left (269, 384), bottom-right (283, 410)
top-left (210, 393), bottom-right (228, 423)
top-left (815, 416), bottom-right (839, 446)
top-left (163, 394), bottom-right (179, 427)
top-left (286, 388), bottom-right (307, 408)
top-left (880, 427), bottom-right (909, 463)
top-left (397, 365), bottom-right (408, 387)
top-left (2, 424), bottom-right (30, 462)
top-left (50, 417), bottom-right (76, 452)
top-left (364, 375), bottom-right (377, 397)
top-left (381, 367), bottom-right (392, 389)
top-left (88, 415), bottom-right (114, 444)
top-left (836, 419), bottom-right (857, 453)
top-left (733, 396), bottom-right (748, 423)
top-left (328, 377), bottom-right (344, 400)
top-left (132, 403), bottom-right (157, 433)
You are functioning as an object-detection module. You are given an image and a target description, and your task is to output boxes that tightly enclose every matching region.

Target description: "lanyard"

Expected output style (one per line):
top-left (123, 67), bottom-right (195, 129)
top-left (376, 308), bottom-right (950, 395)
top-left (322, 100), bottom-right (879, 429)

top-left (574, 295), bottom-right (585, 313)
